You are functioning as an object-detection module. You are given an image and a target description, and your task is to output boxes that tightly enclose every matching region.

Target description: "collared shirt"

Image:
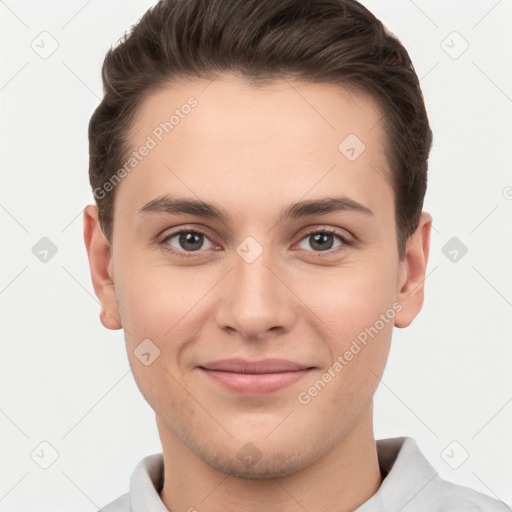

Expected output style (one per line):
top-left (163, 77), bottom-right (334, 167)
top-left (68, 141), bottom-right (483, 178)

top-left (99, 436), bottom-right (510, 511)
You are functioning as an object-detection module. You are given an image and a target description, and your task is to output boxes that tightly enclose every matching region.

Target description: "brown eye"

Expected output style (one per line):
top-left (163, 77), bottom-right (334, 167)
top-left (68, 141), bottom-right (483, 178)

top-left (296, 227), bottom-right (351, 254)
top-left (159, 229), bottom-right (216, 256)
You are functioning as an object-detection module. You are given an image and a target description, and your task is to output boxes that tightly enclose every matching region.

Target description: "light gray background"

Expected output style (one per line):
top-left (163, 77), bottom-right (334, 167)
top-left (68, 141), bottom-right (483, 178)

top-left (0, 0), bottom-right (511, 510)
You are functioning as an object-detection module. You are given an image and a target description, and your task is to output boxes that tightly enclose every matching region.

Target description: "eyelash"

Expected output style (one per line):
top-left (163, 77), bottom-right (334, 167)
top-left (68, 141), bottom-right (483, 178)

top-left (156, 226), bottom-right (352, 259)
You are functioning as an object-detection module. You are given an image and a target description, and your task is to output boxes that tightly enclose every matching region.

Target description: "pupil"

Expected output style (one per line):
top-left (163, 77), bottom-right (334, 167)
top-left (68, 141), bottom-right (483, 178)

top-left (180, 232), bottom-right (202, 251)
top-left (312, 233), bottom-right (333, 251)
top-left (176, 232), bottom-right (335, 252)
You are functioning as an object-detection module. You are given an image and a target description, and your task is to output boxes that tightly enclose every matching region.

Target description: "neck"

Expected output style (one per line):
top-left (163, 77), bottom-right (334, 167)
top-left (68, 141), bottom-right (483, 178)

top-left (158, 406), bottom-right (382, 512)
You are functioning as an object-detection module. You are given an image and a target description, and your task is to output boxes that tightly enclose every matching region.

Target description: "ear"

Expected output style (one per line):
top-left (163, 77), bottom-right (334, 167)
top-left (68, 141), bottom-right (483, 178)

top-left (394, 212), bottom-right (432, 328)
top-left (83, 205), bottom-right (122, 330)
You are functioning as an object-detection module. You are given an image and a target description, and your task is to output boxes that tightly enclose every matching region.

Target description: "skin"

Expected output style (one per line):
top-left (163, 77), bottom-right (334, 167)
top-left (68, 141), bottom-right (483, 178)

top-left (84, 74), bottom-right (432, 512)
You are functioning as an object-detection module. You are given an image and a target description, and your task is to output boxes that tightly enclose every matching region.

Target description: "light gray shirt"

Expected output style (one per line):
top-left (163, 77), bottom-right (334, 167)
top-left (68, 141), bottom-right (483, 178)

top-left (99, 436), bottom-right (510, 511)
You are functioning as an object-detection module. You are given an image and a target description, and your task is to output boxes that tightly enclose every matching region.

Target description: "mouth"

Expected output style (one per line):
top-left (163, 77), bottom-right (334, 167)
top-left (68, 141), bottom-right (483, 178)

top-left (197, 358), bottom-right (315, 394)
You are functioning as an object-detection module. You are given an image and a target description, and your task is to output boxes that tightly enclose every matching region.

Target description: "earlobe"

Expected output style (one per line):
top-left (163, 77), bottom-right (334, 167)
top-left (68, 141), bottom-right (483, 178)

top-left (394, 212), bottom-right (432, 329)
top-left (83, 205), bottom-right (122, 330)
top-left (100, 308), bottom-right (122, 330)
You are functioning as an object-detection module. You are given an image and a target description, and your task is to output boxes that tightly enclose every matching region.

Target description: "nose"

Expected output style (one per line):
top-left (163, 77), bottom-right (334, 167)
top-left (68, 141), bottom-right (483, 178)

top-left (214, 245), bottom-right (296, 342)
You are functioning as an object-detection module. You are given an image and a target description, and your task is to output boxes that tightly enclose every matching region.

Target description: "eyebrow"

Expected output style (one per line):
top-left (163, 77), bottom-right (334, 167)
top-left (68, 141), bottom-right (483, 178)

top-left (138, 194), bottom-right (374, 223)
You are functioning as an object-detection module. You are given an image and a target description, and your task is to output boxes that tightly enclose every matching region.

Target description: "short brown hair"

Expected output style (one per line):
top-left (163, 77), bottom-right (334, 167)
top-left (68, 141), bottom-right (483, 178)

top-left (88, 0), bottom-right (433, 260)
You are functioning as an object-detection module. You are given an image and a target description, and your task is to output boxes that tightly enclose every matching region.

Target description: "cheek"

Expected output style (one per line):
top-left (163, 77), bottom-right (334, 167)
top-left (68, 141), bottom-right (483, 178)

top-left (113, 263), bottom-right (203, 417)
top-left (295, 257), bottom-right (397, 394)
top-left (115, 257), bottom-right (210, 341)
top-left (298, 288), bottom-right (394, 420)
top-left (302, 256), bottom-right (398, 336)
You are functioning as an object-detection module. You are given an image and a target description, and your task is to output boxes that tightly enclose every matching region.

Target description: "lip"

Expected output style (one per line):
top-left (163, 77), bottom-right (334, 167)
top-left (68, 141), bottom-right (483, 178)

top-left (199, 358), bottom-right (312, 373)
top-left (198, 358), bottom-right (314, 394)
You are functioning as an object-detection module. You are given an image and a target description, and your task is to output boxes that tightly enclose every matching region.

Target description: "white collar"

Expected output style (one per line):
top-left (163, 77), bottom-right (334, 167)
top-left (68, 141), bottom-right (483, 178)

top-left (121, 436), bottom-right (504, 512)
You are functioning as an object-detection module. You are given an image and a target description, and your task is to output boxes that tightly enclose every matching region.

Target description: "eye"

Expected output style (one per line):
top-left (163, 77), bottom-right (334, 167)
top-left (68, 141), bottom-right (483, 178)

top-left (156, 225), bottom-right (352, 259)
top-left (296, 227), bottom-right (351, 254)
top-left (157, 228), bottom-right (218, 257)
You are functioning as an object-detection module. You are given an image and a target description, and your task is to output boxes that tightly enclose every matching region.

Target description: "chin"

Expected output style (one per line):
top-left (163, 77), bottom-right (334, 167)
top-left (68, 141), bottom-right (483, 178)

top-left (182, 429), bottom-right (327, 480)
top-left (199, 446), bottom-right (315, 480)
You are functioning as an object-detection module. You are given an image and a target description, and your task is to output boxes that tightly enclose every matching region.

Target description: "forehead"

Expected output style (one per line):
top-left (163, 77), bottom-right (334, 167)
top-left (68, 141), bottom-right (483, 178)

top-left (118, 74), bottom-right (392, 220)
top-left (130, 74), bottom-right (386, 150)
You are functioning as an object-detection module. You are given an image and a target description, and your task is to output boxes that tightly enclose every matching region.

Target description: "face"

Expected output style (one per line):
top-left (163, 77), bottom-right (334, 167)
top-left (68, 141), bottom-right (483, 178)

top-left (85, 74), bottom-right (431, 478)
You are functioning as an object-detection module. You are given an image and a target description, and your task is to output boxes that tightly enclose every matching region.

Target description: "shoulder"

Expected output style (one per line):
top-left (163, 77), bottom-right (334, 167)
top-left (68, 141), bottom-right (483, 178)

top-left (371, 437), bottom-right (511, 512)
top-left (425, 477), bottom-right (511, 511)
top-left (97, 492), bottom-right (130, 512)
top-left (96, 453), bottom-right (164, 512)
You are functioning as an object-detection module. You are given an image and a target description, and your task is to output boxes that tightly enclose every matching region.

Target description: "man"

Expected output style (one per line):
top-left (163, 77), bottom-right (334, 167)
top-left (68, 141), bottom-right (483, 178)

top-left (83, 0), bottom-right (510, 510)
